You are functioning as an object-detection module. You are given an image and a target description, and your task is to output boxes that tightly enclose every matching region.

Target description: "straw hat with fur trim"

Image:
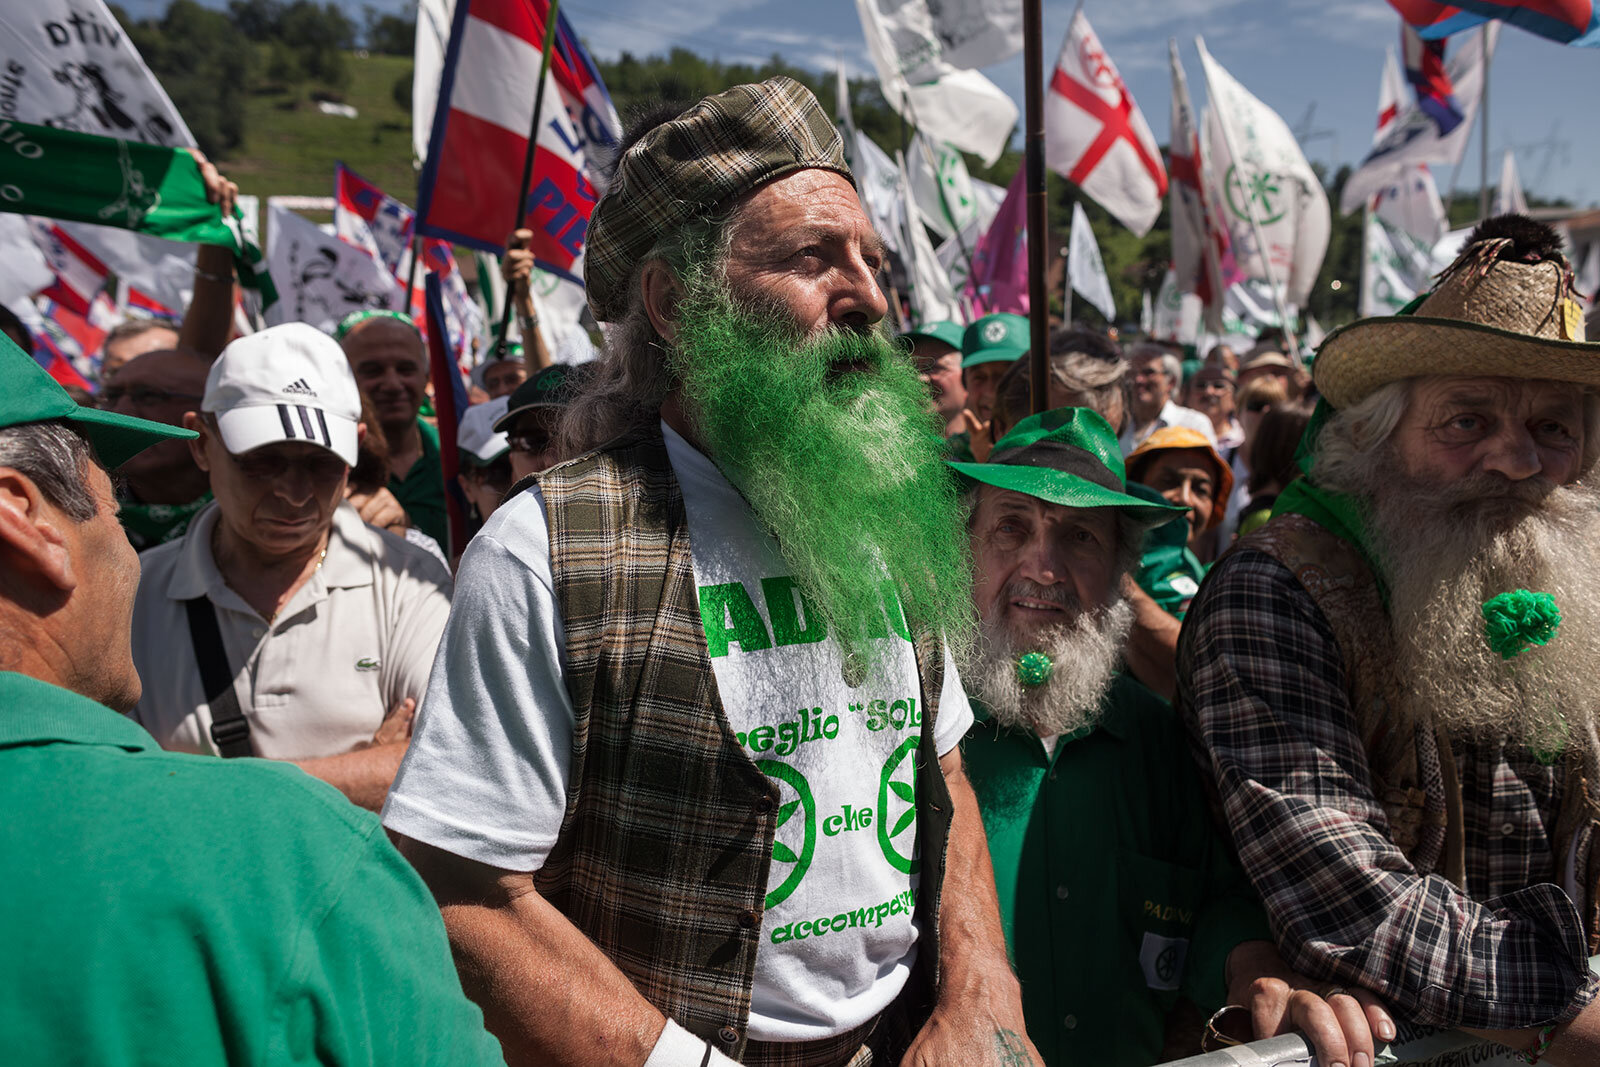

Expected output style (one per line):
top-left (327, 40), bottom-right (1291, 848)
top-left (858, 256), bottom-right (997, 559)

top-left (1314, 215), bottom-right (1596, 408)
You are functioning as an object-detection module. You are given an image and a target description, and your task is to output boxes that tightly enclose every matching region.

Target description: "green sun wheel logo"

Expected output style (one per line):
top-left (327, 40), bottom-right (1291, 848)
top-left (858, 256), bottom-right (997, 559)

top-left (757, 759), bottom-right (817, 908)
top-left (876, 737), bottom-right (921, 874)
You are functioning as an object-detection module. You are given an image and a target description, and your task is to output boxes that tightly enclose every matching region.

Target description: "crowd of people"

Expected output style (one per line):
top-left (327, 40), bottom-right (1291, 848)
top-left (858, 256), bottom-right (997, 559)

top-left (5, 75), bottom-right (1600, 1067)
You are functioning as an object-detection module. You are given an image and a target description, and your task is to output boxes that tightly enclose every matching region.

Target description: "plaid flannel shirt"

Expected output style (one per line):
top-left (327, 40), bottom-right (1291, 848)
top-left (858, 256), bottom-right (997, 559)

top-left (1177, 548), bottom-right (1599, 1031)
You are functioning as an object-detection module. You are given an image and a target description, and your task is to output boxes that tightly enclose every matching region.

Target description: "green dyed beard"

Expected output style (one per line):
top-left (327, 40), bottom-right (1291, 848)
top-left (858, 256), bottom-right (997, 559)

top-left (669, 278), bottom-right (974, 670)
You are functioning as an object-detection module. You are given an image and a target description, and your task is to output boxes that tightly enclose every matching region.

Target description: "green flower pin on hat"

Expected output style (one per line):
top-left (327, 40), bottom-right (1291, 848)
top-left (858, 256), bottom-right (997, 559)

top-left (1, 334), bottom-right (194, 469)
top-left (961, 313), bottom-right (1030, 369)
top-left (948, 407), bottom-right (1188, 530)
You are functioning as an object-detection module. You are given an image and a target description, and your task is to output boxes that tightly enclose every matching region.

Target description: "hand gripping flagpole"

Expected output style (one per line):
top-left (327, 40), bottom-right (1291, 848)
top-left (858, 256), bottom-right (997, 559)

top-left (1024, 0), bottom-right (1050, 413)
top-left (1194, 36), bottom-right (1298, 356)
top-left (492, 0), bottom-right (563, 359)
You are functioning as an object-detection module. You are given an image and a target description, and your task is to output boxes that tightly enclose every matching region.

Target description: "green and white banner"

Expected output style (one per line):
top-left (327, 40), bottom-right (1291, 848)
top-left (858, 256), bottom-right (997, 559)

top-left (0, 120), bottom-right (275, 306)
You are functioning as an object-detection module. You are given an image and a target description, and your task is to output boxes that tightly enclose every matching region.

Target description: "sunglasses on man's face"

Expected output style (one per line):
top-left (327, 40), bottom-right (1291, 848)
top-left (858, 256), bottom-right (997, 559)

top-left (507, 434), bottom-right (553, 456)
top-left (1245, 401), bottom-right (1273, 414)
top-left (100, 385), bottom-right (202, 408)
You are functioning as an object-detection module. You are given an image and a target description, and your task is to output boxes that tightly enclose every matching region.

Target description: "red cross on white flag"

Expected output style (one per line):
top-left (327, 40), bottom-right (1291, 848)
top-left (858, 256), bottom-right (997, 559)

top-left (1044, 10), bottom-right (1167, 237)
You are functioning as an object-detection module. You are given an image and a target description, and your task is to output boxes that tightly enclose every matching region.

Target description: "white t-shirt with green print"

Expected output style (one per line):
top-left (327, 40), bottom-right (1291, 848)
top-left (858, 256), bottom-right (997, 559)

top-left (383, 422), bottom-right (972, 1043)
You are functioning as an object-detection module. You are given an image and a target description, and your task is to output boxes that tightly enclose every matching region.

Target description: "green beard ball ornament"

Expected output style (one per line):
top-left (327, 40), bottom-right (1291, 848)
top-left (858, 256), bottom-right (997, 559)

top-left (1482, 590), bottom-right (1565, 766)
top-left (1016, 652), bottom-right (1054, 688)
top-left (1481, 590), bottom-right (1562, 661)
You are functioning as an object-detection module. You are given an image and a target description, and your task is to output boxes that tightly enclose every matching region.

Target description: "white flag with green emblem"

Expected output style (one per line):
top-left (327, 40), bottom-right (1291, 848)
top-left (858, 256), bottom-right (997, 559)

top-left (1196, 38), bottom-right (1329, 309)
top-left (907, 134), bottom-right (987, 241)
top-left (1068, 202), bottom-right (1116, 322)
top-left (894, 151), bottom-right (963, 326)
top-left (854, 0), bottom-right (1019, 166)
top-left (1360, 212), bottom-right (1451, 319)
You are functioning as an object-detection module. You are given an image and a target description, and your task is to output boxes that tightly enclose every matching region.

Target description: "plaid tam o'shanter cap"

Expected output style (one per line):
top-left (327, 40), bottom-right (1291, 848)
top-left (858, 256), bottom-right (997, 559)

top-left (583, 76), bottom-right (853, 324)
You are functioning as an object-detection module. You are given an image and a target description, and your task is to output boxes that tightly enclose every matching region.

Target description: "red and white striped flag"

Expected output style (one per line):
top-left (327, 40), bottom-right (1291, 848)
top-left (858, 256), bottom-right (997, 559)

top-left (1044, 10), bottom-right (1167, 237)
top-left (1167, 39), bottom-right (1235, 326)
top-left (28, 219), bottom-right (110, 317)
top-left (415, 0), bottom-right (619, 297)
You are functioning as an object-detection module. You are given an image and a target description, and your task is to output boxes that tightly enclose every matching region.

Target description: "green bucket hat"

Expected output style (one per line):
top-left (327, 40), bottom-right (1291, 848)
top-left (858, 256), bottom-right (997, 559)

top-left (900, 321), bottom-right (965, 352)
top-left (949, 407), bottom-right (1187, 528)
top-left (961, 313), bottom-right (1029, 368)
top-left (2, 336), bottom-right (194, 469)
top-left (584, 76), bottom-right (853, 325)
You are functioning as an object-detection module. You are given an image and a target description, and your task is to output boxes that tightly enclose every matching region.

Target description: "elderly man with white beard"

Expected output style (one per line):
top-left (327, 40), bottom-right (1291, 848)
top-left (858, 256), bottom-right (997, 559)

top-left (1180, 215), bottom-right (1600, 1066)
top-left (953, 409), bottom-right (1391, 1067)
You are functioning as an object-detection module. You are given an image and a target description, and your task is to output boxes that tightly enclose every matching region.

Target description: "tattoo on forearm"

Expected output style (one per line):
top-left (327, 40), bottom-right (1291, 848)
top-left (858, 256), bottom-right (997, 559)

top-left (994, 1029), bottom-right (1034, 1066)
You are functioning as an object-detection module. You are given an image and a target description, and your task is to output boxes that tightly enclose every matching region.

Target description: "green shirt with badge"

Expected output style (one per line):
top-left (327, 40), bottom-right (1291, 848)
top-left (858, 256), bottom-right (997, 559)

top-left (1129, 483), bottom-right (1209, 619)
top-left (0, 671), bottom-right (503, 1066)
top-left (962, 672), bottom-right (1270, 1067)
top-left (389, 416), bottom-right (449, 548)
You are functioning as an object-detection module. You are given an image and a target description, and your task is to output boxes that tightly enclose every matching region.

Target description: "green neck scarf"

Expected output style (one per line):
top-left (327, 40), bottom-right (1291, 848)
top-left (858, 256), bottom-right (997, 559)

top-left (118, 492), bottom-right (212, 551)
top-left (1269, 400), bottom-right (1385, 591)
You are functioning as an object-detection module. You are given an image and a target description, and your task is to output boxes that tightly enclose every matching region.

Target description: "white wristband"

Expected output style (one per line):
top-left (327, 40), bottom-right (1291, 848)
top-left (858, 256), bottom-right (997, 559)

top-left (643, 1019), bottom-right (740, 1067)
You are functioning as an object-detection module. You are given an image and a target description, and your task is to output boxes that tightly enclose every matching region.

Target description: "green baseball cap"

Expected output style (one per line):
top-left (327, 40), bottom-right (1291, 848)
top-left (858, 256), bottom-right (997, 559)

top-left (900, 321), bottom-right (965, 352)
top-left (961, 313), bottom-right (1030, 368)
top-left (2, 336), bottom-right (194, 470)
top-left (949, 407), bottom-right (1187, 528)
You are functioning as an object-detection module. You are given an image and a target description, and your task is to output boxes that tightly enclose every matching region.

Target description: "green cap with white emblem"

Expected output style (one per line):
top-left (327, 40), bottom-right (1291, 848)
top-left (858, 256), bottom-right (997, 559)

top-left (960, 313), bottom-right (1030, 368)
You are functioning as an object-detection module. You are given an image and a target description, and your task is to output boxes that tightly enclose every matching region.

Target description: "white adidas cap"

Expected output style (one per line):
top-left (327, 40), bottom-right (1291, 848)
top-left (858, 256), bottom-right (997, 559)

top-left (203, 322), bottom-right (362, 466)
top-left (457, 395), bottom-right (510, 465)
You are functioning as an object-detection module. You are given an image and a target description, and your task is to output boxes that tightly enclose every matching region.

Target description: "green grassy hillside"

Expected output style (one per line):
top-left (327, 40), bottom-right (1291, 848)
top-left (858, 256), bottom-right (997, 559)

top-left (228, 50), bottom-right (419, 206)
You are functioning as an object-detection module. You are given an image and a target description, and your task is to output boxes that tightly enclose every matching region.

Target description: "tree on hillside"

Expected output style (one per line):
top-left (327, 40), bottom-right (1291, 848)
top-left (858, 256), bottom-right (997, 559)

top-left (113, 0), bottom-right (254, 159)
top-left (365, 8), bottom-right (415, 55)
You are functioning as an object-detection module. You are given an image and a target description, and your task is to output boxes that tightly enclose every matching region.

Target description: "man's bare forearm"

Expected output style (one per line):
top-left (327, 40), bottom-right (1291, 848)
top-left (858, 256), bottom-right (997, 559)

top-left (177, 243), bottom-right (237, 358)
top-left (1121, 578), bottom-right (1180, 701)
top-left (294, 741), bottom-right (409, 811)
top-left (395, 835), bottom-right (668, 1067)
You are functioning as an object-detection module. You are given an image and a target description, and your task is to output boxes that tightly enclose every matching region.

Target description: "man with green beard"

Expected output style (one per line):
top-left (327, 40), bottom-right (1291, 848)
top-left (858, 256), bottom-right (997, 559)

top-left (954, 409), bottom-right (1390, 1066)
top-left (383, 78), bottom-right (1037, 1067)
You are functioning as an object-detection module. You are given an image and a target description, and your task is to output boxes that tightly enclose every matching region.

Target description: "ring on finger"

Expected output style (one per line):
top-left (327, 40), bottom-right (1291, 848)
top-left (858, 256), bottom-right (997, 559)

top-left (1326, 986), bottom-right (1348, 998)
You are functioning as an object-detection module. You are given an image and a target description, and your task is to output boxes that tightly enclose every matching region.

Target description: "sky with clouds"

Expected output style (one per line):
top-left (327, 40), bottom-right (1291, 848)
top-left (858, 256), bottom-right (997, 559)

top-left (127, 0), bottom-right (1600, 208)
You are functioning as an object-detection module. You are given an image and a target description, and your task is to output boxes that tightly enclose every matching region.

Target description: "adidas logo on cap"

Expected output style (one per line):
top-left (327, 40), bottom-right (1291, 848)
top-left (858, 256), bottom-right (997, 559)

top-left (282, 378), bottom-right (318, 397)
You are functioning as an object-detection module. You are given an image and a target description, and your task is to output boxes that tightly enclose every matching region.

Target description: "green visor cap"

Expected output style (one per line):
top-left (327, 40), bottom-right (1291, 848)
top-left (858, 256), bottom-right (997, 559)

top-left (899, 320), bottom-right (965, 352)
top-left (1, 337), bottom-right (195, 469)
top-left (949, 407), bottom-right (1188, 528)
top-left (961, 313), bottom-right (1030, 368)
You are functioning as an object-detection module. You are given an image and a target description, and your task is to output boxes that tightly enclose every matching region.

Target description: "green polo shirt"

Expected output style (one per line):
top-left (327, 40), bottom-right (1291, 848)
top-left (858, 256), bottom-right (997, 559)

top-left (0, 671), bottom-right (503, 1066)
top-left (389, 416), bottom-right (448, 548)
top-left (1129, 483), bottom-right (1208, 619)
top-left (962, 673), bottom-right (1270, 1067)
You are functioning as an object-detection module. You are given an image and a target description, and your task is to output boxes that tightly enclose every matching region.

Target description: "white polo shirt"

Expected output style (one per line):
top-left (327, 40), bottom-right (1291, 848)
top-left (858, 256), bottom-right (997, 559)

top-left (1119, 399), bottom-right (1218, 455)
top-left (130, 501), bottom-right (454, 760)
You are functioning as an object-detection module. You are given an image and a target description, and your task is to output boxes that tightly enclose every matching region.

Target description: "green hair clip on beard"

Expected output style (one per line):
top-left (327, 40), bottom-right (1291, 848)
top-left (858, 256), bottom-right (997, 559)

top-left (668, 274), bottom-right (975, 674)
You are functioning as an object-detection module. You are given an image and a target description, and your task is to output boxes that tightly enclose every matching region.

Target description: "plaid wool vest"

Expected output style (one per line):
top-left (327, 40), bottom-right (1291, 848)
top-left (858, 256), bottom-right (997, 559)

top-left (1242, 513), bottom-right (1600, 952)
top-left (531, 426), bottom-right (952, 1060)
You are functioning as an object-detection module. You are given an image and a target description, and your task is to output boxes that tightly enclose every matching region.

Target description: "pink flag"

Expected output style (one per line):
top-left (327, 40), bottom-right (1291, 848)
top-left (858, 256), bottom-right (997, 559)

top-left (963, 169), bottom-right (1029, 315)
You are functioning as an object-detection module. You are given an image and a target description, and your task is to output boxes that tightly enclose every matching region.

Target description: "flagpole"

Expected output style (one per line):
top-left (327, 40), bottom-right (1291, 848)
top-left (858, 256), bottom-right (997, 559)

top-left (1478, 27), bottom-right (1490, 220)
top-left (492, 0), bottom-right (562, 359)
top-left (1061, 245), bottom-right (1073, 324)
top-left (402, 233), bottom-right (422, 313)
top-left (1195, 35), bottom-right (1298, 355)
top-left (1024, 0), bottom-right (1049, 414)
